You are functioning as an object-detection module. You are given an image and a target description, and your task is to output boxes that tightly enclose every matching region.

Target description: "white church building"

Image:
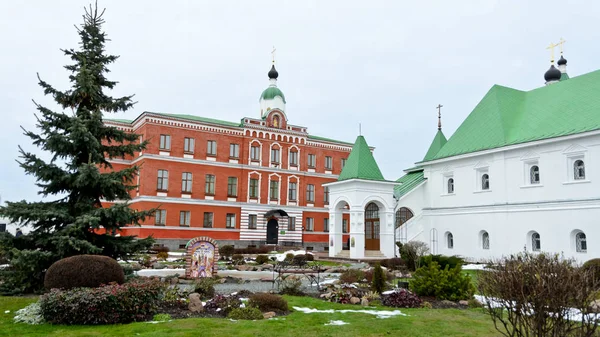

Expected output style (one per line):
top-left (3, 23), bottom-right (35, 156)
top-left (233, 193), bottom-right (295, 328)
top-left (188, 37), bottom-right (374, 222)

top-left (327, 53), bottom-right (599, 263)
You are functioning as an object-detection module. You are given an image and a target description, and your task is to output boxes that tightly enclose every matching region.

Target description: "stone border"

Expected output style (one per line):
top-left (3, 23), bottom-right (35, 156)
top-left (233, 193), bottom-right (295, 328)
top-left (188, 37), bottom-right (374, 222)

top-left (185, 236), bottom-right (220, 278)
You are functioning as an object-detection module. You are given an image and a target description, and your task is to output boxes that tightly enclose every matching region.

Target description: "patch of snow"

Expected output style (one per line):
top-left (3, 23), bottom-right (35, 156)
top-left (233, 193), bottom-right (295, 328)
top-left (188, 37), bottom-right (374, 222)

top-left (230, 292), bottom-right (238, 296)
top-left (169, 252), bottom-right (186, 256)
top-left (272, 250), bottom-right (315, 262)
top-left (293, 307), bottom-right (407, 319)
top-left (240, 298), bottom-right (249, 302)
top-left (325, 320), bottom-right (349, 326)
top-left (229, 319), bottom-right (237, 322)
top-left (463, 264), bottom-right (486, 270)
top-left (4, 310), bottom-right (10, 314)
top-left (318, 279), bottom-right (337, 286)
top-left (144, 320), bottom-right (172, 324)
top-left (136, 268), bottom-right (185, 277)
top-left (382, 290), bottom-right (396, 295)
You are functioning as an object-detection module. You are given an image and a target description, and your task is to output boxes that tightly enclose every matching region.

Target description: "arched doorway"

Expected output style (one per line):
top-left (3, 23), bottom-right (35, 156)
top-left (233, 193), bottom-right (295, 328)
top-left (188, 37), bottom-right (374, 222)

top-left (266, 218), bottom-right (279, 244)
top-left (365, 202), bottom-right (380, 250)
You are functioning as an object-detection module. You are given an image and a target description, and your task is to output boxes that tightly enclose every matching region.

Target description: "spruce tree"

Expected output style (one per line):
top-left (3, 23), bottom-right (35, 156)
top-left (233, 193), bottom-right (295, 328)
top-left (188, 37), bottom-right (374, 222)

top-left (0, 4), bottom-right (154, 294)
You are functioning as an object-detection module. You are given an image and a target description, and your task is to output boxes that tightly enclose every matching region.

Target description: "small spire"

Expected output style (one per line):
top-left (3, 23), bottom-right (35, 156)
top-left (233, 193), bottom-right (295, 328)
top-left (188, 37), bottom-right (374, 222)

top-left (359, 123), bottom-right (362, 136)
top-left (436, 104), bottom-right (443, 130)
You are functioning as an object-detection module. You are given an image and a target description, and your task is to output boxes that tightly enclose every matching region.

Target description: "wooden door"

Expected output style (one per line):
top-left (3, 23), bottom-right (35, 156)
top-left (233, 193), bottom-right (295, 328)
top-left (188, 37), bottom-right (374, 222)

top-left (365, 220), bottom-right (380, 250)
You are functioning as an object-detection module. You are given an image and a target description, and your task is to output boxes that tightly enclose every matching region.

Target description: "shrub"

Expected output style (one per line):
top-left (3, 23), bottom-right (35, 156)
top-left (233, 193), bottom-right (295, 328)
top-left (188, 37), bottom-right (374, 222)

top-left (478, 252), bottom-right (600, 337)
top-left (153, 313), bottom-right (171, 321)
top-left (581, 258), bottom-right (600, 284)
top-left (122, 264), bottom-right (134, 276)
top-left (372, 264), bottom-right (386, 294)
top-left (364, 268), bottom-right (394, 283)
top-left (255, 255), bottom-right (269, 265)
top-left (228, 307), bottom-right (263, 320)
top-left (467, 298), bottom-right (482, 308)
top-left (399, 241), bottom-right (429, 271)
top-left (279, 276), bottom-right (304, 296)
top-left (420, 255), bottom-right (465, 270)
top-left (162, 286), bottom-right (189, 308)
top-left (204, 294), bottom-right (242, 316)
top-left (305, 254), bottom-right (315, 261)
top-left (138, 254), bottom-right (153, 268)
top-left (410, 262), bottom-right (474, 301)
top-left (157, 251), bottom-right (169, 261)
top-left (420, 301), bottom-right (433, 309)
top-left (284, 253), bottom-right (294, 262)
top-left (39, 279), bottom-right (166, 325)
top-left (339, 269), bottom-right (365, 284)
top-left (44, 255), bottom-right (125, 290)
top-left (232, 254), bottom-right (245, 264)
top-left (381, 288), bottom-right (422, 308)
top-left (193, 277), bottom-right (217, 299)
top-left (292, 254), bottom-right (308, 266)
top-left (13, 302), bottom-right (44, 325)
top-left (362, 291), bottom-right (380, 301)
top-left (220, 245), bottom-right (235, 259)
top-left (248, 293), bottom-right (288, 313)
top-left (380, 257), bottom-right (406, 271)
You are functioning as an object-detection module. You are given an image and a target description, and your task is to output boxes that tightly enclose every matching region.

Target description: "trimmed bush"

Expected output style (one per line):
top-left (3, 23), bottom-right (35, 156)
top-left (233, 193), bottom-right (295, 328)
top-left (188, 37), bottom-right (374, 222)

top-left (219, 245), bottom-right (234, 259)
top-left (305, 254), bottom-right (315, 261)
top-left (228, 307), bottom-right (263, 320)
top-left (232, 254), bottom-right (245, 264)
top-left (284, 253), bottom-right (295, 262)
top-left (248, 293), bottom-right (288, 313)
top-left (339, 269), bottom-right (365, 284)
top-left (279, 276), bottom-right (304, 296)
top-left (39, 279), bottom-right (166, 325)
top-left (292, 254), bottom-right (308, 266)
top-left (410, 262), bottom-right (475, 301)
top-left (371, 264), bottom-right (386, 294)
top-left (255, 255), bottom-right (269, 265)
top-left (420, 255), bottom-right (465, 270)
top-left (381, 288), bottom-right (422, 308)
top-left (193, 277), bottom-right (217, 299)
top-left (44, 255), bottom-right (125, 290)
top-left (581, 258), bottom-right (600, 283)
top-left (156, 251), bottom-right (169, 260)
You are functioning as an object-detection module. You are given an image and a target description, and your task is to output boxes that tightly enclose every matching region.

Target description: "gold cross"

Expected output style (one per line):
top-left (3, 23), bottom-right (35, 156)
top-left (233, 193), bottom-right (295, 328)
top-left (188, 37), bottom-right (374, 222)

top-left (546, 42), bottom-right (559, 63)
top-left (271, 46), bottom-right (276, 64)
top-left (558, 37), bottom-right (566, 54)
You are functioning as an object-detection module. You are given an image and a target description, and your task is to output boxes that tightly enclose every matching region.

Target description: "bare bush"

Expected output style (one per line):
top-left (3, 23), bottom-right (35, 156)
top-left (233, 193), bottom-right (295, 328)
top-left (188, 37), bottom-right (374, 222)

top-left (478, 252), bottom-right (600, 337)
top-left (400, 241), bottom-right (429, 271)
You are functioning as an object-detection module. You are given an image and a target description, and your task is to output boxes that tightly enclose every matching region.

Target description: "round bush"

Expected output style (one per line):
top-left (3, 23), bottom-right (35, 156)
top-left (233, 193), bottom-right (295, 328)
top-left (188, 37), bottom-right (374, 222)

top-left (220, 245), bottom-right (235, 259)
top-left (284, 253), bottom-right (294, 262)
top-left (248, 293), bottom-right (288, 313)
top-left (255, 255), bottom-right (269, 265)
top-left (582, 258), bottom-right (600, 283)
top-left (44, 255), bottom-right (125, 290)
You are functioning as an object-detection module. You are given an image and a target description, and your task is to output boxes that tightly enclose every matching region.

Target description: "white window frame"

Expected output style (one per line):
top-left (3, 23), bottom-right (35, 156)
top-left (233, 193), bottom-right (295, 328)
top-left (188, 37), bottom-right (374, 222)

top-left (179, 211), bottom-right (191, 227)
top-left (306, 217), bottom-right (314, 231)
top-left (207, 140), bottom-right (217, 156)
top-left (575, 231), bottom-right (587, 253)
top-left (442, 171), bottom-right (454, 195)
top-left (229, 143), bottom-right (240, 159)
top-left (226, 213), bottom-right (236, 228)
top-left (474, 164), bottom-right (491, 192)
top-left (184, 137), bottom-right (195, 154)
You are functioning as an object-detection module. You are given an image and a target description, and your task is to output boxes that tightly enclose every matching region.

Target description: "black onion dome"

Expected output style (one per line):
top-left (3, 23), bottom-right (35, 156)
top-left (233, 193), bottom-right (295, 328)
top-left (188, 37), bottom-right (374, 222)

top-left (268, 64), bottom-right (279, 79)
top-left (544, 65), bottom-right (561, 82)
top-left (557, 55), bottom-right (567, 66)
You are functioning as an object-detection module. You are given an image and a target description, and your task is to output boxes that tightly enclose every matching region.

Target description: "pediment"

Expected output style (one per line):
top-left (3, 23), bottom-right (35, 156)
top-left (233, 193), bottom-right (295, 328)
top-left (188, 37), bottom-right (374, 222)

top-left (520, 150), bottom-right (540, 161)
top-left (562, 143), bottom-right (587, 154)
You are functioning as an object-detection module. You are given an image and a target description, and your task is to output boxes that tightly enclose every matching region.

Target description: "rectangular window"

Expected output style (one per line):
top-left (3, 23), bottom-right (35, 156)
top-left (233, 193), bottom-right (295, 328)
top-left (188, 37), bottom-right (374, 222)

top-left (343, 219), bottom-right (348, 233)
top-left (179, 211), bottom-right (191, 226)
top-left (157, 169), bottom-right (168, 191)
top-left (207, 140), bottom-right (217, 156)
top-left (229, 143), bottom-right (240, 158)
top-left (184, 137), bottom-right (195, 153)
top-left (181, 172), bottom-right (192, 193)
top-left (324, 186), bottom-right (330, 204)
top-left (341, 158), bottom-right (347, 169)
top-left (203, 212), bottom-right (213, 228)
top-left (227, 177), bottom-right (238, 197)
top-left (155, 209), bottom-right (166, 225)
top-left (271, 148), bottom-right (280, 164)
top-left (288, 217), bottom-right (296, 231)
top-left (249, 178), bottom-right (259, 198)
top-left (324, 218), bottom-right (329, 232)
top-left (248, 214), bottom-right (257, 229)
top-left (159, 134), bottom-right (171, 150)
top-left (306, 184), bottom-right (315, 202)
top-left (308, 154), bottom-right (316, 168)
top-left (205, 174), bottom-right (215, 195)
top-left (251, 146), bottom-right (260, 161)
top-left (289, 151), bottom-right (298, 166)
top-left (270, 180), bottom-right (279, 200)
top-left (325, 156), bottom-right (332, 170)
top-left (226, 213), bottom-right (236, 228)
top-left (306, 217), bottom-right (314, 231)
top-left (288, 182), bottom-right (297, 201)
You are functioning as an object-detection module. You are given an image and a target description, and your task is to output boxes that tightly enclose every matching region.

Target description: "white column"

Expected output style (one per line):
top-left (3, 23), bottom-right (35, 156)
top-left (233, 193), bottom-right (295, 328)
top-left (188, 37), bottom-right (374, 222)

top-left (328, 211), bottom-right (343, 257)
top-left (380, 210), bottom-right (395, 258)
top-left (349, 209), bottom-right (365, 259)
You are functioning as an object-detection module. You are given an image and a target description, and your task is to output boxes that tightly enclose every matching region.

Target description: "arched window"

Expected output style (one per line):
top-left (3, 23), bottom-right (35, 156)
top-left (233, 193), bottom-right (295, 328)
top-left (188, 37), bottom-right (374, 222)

top-left (395, 207), bottom-right (414, 228)
top-left (574, 160), bottom-right (585, 180)
top-left (365, 202), bottom-right (379, 219)
top-left (531, 232), bottom-right (541, 251)
top-left (576, 232), bottom-right (587, 253)
top-left (482, 174), bottom-right (490, 190)
top-left (447, 232), bottom-right (454, 249)
top-left (447, 178), bottom-right (455, 194)
top-left (482, 231), bottom-right (490, 250)
top-left (530, 165), bottom-right (540, 184)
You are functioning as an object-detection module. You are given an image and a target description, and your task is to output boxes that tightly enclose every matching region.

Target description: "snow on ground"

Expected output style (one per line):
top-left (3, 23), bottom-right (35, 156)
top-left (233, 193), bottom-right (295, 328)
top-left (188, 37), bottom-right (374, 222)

top-left (136, 268), bottom-right (185, 277)
top-left (293, 307), bottom-right (407, 319)
top-left (272, 250), bottom-right (314, 262)
top-left (325, 320), bottom-right (349, 326)
top-left (463, 264), bottom-right (487, 270)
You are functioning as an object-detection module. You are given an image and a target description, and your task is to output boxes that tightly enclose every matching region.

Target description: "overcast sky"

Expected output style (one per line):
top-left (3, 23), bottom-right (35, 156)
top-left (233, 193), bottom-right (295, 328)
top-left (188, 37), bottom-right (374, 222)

top-left (1, 0), bottom-right (599, 203)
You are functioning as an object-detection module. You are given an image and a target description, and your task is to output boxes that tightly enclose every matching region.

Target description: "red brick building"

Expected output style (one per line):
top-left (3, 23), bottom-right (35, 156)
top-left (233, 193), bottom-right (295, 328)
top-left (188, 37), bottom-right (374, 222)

top-left (104, 64), bottom-right (355, 251)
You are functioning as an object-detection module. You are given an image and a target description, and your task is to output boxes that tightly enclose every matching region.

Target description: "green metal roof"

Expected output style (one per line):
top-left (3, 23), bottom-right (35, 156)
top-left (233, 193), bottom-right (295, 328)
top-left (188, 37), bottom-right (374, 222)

top-left (151, 113), bottom-right (243, 127)
top-left (260, 86), bottom-right (286, 103)
top-left (424, 69), bottom-right (600, 162)
top-left (394, 170), bottom-right (426, 199)
top-left (423, 130), bottom-right (447, 161)
top-left (338, 136), bottom-right (385, 182)
top-left (104, 118), bottom-right (133, 123)
top-left (307, 134), bottom-right (354, 146)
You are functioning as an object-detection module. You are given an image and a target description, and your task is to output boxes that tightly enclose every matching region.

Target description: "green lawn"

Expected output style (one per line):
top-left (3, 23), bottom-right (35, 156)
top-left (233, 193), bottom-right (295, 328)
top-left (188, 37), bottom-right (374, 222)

top-left (0, 296), bottom-right (500, 337)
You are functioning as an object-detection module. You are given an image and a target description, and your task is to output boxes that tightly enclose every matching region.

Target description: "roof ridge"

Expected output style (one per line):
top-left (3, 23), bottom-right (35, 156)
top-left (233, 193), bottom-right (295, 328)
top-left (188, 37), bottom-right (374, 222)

top-left (338, 136), bottom-right (385, 182)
